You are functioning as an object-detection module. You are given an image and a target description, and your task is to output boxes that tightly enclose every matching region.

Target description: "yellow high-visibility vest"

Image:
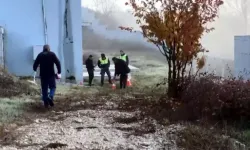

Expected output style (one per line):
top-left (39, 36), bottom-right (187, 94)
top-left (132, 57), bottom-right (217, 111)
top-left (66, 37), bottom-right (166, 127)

top-left (99, 57), bottom-right (108, 64)
top-left (120, 54), bottom-right (127, 61)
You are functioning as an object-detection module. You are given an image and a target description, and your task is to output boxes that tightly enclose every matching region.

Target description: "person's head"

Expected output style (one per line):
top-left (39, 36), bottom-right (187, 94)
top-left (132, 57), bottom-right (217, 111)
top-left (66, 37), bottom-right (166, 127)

top-left (101, 53), bottom-right (106, 59)
top-left (112, 57), bottom-right (118, 63)
top-left (43, 44), bottom-right (50, 52)
top-left (120, 50), bottom-right (125, 55)
top-left (89, 55), bottom-right (93, 59)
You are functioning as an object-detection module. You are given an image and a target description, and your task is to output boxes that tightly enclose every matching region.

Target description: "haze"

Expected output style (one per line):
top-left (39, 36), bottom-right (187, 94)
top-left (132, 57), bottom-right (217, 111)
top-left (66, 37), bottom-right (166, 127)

top-left (81, 0), bottom-right (249, 60)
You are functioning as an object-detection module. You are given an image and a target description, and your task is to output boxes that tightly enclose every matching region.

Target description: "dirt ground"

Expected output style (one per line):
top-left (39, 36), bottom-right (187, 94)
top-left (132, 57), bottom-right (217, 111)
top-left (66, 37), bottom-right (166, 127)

top-left (0, 85), bottom-right (183, 150)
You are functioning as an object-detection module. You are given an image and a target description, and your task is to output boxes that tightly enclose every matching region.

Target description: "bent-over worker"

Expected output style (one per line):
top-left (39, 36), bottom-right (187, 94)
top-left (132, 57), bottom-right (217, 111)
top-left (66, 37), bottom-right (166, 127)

top-left (112, 57), bottom-right (130, 89)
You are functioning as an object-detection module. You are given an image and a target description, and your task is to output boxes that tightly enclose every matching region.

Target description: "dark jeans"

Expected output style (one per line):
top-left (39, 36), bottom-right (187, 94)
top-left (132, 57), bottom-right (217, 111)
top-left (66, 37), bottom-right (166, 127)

top-left (87, 69), bottom-right (94, 86)
top-left (100, 68), bottom-right (112, 85)
top-left (41, 76), bottom-right (56, 103)
top-left (120, 74), bottom-right (128, 89)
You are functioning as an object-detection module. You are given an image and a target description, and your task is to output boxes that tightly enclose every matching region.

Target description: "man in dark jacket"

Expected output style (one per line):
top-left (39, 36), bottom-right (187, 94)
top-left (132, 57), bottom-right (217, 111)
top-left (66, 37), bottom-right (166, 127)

top-left (97, 53), bottom-right (112, 86)
top-left (120, 50), bottom-right (129, 65)
top-left (33, 45), bottom-right (61, 108)
top-left (85, 55), bottom-right (95, 86)
top-left (112, 57), bottom-right (130, 89)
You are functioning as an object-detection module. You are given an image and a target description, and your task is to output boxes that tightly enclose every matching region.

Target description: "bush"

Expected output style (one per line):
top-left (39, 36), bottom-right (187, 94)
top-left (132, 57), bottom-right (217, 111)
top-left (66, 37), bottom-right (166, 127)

top-left (0, 67), bottom-right (38, 97)
top-left (162, 75), bottom-right (250, 126)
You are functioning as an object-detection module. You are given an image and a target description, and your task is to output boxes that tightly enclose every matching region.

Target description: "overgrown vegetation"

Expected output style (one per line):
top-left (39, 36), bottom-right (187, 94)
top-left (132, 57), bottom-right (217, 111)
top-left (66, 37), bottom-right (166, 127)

top-left (0, 67), bottom-right (38, 125)
top-left (177, 125), bottom-right (230, 150)
top-left (0, 67), bottom-right (38, 97)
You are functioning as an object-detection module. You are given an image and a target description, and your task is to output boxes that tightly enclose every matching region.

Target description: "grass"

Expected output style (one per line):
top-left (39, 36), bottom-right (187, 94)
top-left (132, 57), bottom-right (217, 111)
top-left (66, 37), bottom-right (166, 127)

top-left (241, 130), bottom-right (250, 146)
top-left (230, 129), bottom-right (250, 148)
top-left (176, 125), bottom-right (230, 150)
top-left (0, 97), bottom-right (33, 124)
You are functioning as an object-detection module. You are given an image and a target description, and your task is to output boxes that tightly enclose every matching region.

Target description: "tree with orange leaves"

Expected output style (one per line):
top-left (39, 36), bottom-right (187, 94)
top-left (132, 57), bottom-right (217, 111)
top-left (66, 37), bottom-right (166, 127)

top-left (120, 0), bottom-right (223, 98)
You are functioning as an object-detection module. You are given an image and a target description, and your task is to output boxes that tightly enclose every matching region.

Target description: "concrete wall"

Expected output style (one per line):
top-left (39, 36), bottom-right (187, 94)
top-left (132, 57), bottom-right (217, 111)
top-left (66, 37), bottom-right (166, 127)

top-left (0, 0), bottom-right (83, 82)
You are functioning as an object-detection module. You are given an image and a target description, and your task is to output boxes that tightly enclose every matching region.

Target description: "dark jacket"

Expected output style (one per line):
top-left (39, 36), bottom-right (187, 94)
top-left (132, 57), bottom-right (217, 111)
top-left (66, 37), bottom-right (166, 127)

top-left (33, 51), bottom-right (61, 79)
top-left (85, 58), bottom-right (95, 70)
top-left (120, 54), bottom-right (129, 65)
top-left (114, 59), bottom-right (130, 76)
top-left (97, 57), bottom-right (110, 69)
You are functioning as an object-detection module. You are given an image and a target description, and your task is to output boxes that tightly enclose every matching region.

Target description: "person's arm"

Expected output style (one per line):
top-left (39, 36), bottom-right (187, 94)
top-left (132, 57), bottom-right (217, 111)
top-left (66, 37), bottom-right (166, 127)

top-left (97, 60), bottom-right (101, 68)
top-left (91, 60), bottom-right (95, 69)
top-left (107, 59), bottom-right (110, 68)
top-left (33, 54), bottom-right (40, 71)
top-left (53, 53), bottom-right (61, 74)
top-left (126, 55), bottom-right (129, 65)
top-left (85, 59), bottom-right (89, 68)
top-left (113, 64), bottom-right (118, 79)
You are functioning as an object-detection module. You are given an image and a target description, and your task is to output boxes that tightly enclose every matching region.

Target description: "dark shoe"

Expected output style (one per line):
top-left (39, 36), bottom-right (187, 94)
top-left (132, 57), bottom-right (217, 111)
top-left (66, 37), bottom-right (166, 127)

top-left (44, 101), bottom-right (49, 108)
top-left (47, 97), bottom-right (54, 107)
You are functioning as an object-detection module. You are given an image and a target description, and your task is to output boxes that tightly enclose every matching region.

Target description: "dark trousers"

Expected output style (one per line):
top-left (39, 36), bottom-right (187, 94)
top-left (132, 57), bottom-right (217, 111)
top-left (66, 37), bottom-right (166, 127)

top-left (87, 69), bottom-right (94, 86)
top-left (120, 74), bottom-right (128, 89)
top-left (41, 77), bottom-right (56, 103)
top-left (100, 68), bottom-right (112, 85)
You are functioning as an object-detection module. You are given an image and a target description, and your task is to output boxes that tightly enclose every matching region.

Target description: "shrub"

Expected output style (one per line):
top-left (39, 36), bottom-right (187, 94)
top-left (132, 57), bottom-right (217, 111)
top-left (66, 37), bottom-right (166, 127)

top-left (162, 74), bottom-right (250, 126)
top-left (0, 67), bottom-right (38, 97)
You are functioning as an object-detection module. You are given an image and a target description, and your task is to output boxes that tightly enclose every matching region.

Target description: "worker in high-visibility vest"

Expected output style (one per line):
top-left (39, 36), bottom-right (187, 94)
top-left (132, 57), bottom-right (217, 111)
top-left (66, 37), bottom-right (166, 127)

top-left (97, 53), bottom-right (112, 86)
top-left (120, 50), bottom-right (129, 65)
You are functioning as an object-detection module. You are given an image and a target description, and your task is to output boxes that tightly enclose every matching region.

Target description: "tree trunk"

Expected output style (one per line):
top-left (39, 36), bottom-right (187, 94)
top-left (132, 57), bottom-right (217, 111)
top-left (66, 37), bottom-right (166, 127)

top-left (167, 78), bottom-right (178, 98)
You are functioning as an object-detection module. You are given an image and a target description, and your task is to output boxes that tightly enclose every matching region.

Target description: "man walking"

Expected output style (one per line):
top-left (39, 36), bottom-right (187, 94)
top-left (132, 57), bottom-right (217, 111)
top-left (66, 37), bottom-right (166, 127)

top-left (112, 57), bottom-right (130, 89)
top-left (85, 55), bottom-right (95, 86)
top-left (97, 53), bottom-right (112, 86)
top-left (33, 45), bottom-right (61, 108)
top-left (120, 50), bottom-right (129, 65)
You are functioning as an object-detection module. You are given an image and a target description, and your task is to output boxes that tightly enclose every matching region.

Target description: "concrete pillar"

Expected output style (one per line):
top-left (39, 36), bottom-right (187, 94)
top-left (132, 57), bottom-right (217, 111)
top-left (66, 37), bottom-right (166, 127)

top-left (63, 0), bottom-right (83, 83)
top-left (68, 0), bottom-right (83, 83)
top-left (58, 0), bottom-right (66, 80)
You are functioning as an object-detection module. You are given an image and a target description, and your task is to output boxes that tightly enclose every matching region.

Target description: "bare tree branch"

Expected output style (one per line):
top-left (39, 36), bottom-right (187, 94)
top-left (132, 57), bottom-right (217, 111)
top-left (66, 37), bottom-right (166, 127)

top-left (92, 0), bottom-right (117, 16)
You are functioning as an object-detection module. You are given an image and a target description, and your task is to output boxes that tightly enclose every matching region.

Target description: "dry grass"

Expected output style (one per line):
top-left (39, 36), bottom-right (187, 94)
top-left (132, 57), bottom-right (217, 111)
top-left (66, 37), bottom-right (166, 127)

top-left (177, 125), bottom-right (230, 150)
top-left (0, 67), bottom-right (39, 126)
top-left (0, 98), bottom-right (34, 124)
top-left (0, 67), bottom-right (38, 97)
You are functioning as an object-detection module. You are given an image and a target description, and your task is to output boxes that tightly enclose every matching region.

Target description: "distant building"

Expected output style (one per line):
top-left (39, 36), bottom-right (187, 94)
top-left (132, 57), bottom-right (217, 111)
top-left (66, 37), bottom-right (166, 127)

top-left (0, 0), bottom-right (83, 82)
top-left (191, 55), bottom-right (234, 78)
top-left (234, 35), bottom-right (250, 80)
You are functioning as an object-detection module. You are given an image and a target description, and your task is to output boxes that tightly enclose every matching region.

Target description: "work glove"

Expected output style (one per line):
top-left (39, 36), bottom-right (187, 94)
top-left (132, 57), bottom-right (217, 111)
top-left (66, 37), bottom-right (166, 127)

top-left (32, 71), bottom-right (37, 83)
top-left (56, 74), bottom-right (61, 79)
top-left (33, 71), bottom-right (37, 77)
